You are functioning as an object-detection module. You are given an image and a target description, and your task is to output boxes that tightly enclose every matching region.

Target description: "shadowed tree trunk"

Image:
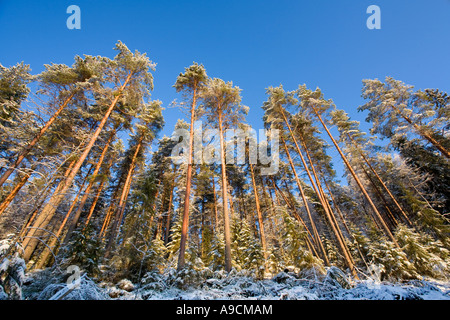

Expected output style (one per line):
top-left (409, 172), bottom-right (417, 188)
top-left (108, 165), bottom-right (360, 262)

top-left (280, 135), bottom-right (329, 264)
top-left (105, 136), bottom-right (143, 258)
top-left (249, 164), bottom-right (268, 267)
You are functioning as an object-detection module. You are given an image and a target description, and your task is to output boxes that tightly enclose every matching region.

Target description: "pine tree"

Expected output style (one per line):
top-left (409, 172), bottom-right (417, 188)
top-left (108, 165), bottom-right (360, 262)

top-left (262, 86), bottom-right (331, 266)
top-left (174, 63), bottom-right (208, 271)
top-left (0, 57), bottom-right (97, 189)
top-left (21, 42), bottom-right (157, 262)
top-left (395, 225), bottom-right (449, 279)
top-left (368, 238), bottom-right (419, 281)
top-left (62, 224), bottom-right (102, 277)
top-left (209, 232), bottom-right (226, 271)
top-left (330, 108), bottom-right (413, 227)
top-left (359, 77), bottom-right (450, 158)
top-left (0, 62), bottom-right (33, 179)
top-left (298, 85), bottom-right (399, 249)
top-left (202, 78), bottom-right (248, 273)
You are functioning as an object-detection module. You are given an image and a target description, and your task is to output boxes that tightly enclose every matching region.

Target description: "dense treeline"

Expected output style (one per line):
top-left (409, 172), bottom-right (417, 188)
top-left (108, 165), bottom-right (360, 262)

top-left (0, 43), bottom-right (449, 295)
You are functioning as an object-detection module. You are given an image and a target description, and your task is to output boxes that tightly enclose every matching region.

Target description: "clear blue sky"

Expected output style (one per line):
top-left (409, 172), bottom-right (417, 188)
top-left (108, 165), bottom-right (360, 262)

top-left (1, 0), bottom-right (449, 178)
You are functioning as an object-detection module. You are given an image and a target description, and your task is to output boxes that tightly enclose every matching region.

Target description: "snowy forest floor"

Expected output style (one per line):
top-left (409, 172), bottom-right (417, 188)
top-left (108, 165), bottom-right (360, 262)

top-left (18, 267), bottom-right (450, 300)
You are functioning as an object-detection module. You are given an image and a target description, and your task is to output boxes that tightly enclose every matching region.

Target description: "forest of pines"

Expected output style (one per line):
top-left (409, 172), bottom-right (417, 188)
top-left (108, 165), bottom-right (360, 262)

top-left (0, 42), bottom-right (449, 300)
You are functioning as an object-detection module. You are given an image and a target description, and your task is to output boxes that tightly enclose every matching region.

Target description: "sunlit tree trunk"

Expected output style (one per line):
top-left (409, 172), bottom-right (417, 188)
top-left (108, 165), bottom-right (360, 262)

top-left (0, 171), bottom-right (31, 216)
top-left (35, 165), bottom-right (93, 269)
top-left (295, 133), bottom-right (356, 276)
top-left (311, 105), bottom-right (399, 247)
top-left (83, 172), bottom-right (108, 228)
top-left (177, 85), bottom-right (199, 271)
top-left (212, 174), bottom-right (219, 231)
top-left (99, 166), bottom-right (127, 240)
top-left (62, 129), bottom-right (116, 245)
top-left (22, 73), bottom-right (132, 262)
top-left (0, 93), bottom-right (75, 188)
top-left (20, 159), bottom-right (76, 259)
top-left (217, 112), bottom-right (233, 272)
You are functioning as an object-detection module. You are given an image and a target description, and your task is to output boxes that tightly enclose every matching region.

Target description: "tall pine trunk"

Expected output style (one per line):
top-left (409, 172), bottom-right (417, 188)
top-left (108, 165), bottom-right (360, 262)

top-left (249, 164), bottom-right (268, 267)
top-left (212, 175), bottom-right (219, 231)
top-left (296, 132), bottom-right (357, 277)
top-left (178, 86), bottom-right (198, 270)
top-left (218, 113), bottom-right (232, 273)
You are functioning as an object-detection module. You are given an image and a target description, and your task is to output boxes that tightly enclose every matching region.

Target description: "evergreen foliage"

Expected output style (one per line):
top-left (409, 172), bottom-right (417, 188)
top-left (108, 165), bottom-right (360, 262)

top-left (0, 43), bottom-right (448, 292)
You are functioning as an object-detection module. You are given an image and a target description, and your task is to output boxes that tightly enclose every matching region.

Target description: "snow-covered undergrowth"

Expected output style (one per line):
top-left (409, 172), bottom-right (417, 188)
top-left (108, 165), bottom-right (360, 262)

top-left (0, 235), bottom-right (27, 300)
top-left (15, 267), bottom-right (450, 300)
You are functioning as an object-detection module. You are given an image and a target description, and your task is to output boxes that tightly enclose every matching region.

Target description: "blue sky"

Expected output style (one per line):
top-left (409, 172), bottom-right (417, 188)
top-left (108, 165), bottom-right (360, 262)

top-left (1, 0), bottom-right (449, 179)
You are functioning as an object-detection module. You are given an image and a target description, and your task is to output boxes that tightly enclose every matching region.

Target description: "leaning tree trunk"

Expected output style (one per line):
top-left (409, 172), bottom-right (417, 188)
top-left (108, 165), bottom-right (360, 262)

top-left (281, 108), bottom-right (356, 274)
top-left (0, 93), bottom-right (75, 188)
top-left (99, 175), bottom-right (124, 239)
top-left (22, 74), bottom-right (132, 262)
top-left (62, 129), bottom-right (116, 246)
top-left (0, 171), bottom-right (31, 216)
top-left (83, 156), bottom-right (113, 228)
top-left (296, 133), bottom-right (356, 276)
top-left (35, 165), bottom-right (94, 269)
top-left (19, 159), bottom-right (76, 239)
top-left (347, 133), bottom-right (412, 225)
top-left (104, 136), bottom-right (143, 258)
top-left (360, 165), bottom-right (398, 229)
top-left (391, 104), bottom-right (450, 159)
top-left (324, 180), bottom-right (370, 269)
top-left (323, 180), bottom-right (352, 236)
top-left (280, 135), bottom-right (329, 264)
top-left (311, 105), bottom-right (399, 247)
top-left (271, 178), bottom-right (318, 258)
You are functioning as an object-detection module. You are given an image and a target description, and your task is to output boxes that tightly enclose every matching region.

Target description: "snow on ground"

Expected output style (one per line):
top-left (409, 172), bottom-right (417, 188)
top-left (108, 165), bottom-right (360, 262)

top-left (21, 267), bottom-right (450, 300)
